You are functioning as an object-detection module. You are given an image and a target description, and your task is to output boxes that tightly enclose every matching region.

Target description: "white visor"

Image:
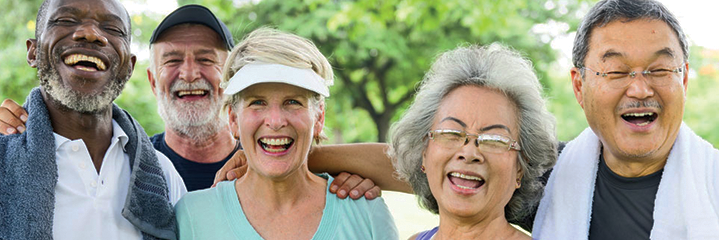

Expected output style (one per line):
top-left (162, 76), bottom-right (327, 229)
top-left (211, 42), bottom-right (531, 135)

top-left (222, 62), bottom-right (330, 97)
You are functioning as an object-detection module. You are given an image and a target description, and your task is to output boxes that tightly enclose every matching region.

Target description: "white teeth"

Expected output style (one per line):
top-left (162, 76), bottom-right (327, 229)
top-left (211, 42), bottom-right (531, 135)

top-left (260, 138), bottom-right (292, 146)
top-left (622, 112), bottom-right (655, 126)
top-left (260, 138), bottom-right (293, 153)
top-left (449, 172), bottom-right (484, 182)
top-left (177, 90), bottom-right (207, 97)
top-left (63, 54), bottom-right (106, 71)
top-left (622, 112), bottom-right (654, 117)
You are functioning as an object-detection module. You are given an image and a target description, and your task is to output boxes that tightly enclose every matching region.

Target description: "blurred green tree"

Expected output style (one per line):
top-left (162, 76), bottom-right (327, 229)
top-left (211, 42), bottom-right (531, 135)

top-left (684, 46), bottom-right (719, 145)
top-left (3, 0), bottom-right (717, 148)
top-left (180, 0), bottom-right (593, 142)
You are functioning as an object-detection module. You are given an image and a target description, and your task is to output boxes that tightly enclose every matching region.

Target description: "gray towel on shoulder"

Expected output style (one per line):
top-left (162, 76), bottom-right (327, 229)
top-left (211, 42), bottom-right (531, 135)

top-left (0, 88), bottom-right (177, 240)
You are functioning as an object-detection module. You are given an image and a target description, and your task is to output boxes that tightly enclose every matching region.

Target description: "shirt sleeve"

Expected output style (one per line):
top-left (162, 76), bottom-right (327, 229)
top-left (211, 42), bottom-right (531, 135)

top-left (155, 150), bottom-right (188, 205)
top-left (368, 197), bottom-right (399, 240)
top-left (175, 197), bottom-right (195, 240)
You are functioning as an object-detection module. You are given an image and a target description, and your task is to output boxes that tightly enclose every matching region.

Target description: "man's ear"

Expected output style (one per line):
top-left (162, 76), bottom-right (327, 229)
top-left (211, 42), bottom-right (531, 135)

top-left (129, 54), bottom-right (137, 72)
top-left (147, 67), bottom-right (158, 96)
top-left (570, 67), bottom-right (585, 109)
top-left (682, 62), bottom-right (689, 95)
top-left (26, 39), bottom-right (38, 68)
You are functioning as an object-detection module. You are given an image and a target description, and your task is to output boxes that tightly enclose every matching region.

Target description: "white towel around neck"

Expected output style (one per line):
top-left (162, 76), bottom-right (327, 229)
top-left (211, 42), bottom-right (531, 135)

top-left (532, 123), bottom-right (719, 240)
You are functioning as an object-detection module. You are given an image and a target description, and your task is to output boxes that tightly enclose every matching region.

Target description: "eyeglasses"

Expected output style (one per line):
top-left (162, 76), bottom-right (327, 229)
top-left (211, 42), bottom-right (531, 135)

top-left (582, 63), bottom-right (685, 89)
top-left (427, 129), bottom-right (521, 154)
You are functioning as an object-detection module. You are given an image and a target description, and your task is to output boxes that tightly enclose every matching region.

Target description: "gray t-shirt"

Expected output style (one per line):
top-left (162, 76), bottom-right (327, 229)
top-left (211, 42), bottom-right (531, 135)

top-left (588, 154), bottom-right (663, 240)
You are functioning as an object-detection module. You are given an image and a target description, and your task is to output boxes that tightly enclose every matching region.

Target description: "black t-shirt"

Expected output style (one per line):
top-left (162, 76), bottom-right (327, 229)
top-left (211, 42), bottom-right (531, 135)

top-left (513, 143), bottom-right (663, 239)
top-left (588, 154), bottom-right (662, 240)
top-left (150, 132), bottom-right (241, 192)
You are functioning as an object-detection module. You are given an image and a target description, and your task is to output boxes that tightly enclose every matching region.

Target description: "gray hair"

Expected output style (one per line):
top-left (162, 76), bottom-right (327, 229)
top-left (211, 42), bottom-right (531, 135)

top-left (388, 44), bottom-right (557, 222)
top-left (147, 23), bottom-right (230, 77)
top-left (573, 0), bottom-right (689, 69)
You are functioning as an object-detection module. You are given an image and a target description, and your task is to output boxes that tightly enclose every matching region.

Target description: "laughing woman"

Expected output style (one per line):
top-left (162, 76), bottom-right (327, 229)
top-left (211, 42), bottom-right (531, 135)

top-left (389, 44), bottom-right (556, 240)
top-left (174, 28), bottom-right (398, 240)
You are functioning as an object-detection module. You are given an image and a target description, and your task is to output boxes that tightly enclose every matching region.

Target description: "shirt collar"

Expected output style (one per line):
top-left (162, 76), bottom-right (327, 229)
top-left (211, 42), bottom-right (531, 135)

top-left (52, 120), bottom-right (129, 152)
top-left (111, 119), bottom-right (130, 152)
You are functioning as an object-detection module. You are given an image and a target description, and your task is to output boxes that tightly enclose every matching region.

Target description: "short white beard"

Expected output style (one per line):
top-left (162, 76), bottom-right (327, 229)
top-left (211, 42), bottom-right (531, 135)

top-left (155, 80), bottom-right (226, 143)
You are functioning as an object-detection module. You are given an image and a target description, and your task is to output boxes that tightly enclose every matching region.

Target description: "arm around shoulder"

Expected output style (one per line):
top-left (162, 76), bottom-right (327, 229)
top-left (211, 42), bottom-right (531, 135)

top-left (308, 143), bottom-right (412, 193)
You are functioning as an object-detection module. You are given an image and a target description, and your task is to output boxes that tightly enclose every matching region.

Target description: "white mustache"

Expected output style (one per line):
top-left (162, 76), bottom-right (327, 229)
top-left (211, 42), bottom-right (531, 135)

top-left (169, 79), bottom-right (212, 93)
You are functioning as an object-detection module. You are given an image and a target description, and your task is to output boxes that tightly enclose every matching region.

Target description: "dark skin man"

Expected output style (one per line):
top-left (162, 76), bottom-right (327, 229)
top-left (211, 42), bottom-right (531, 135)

top-left (29, 0), bottom-right (136, 172)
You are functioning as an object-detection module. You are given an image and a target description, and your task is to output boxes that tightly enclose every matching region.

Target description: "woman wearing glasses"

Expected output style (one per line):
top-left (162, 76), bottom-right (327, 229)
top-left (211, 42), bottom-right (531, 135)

top-left (389, 44), bottom-right (557, 239)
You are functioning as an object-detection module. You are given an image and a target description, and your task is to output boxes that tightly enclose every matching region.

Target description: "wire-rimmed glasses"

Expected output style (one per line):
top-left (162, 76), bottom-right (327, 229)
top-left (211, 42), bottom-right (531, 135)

top-left (427, 129), bottom-right (521, 154)
top-left (582, 63), bottom-right (685, 89)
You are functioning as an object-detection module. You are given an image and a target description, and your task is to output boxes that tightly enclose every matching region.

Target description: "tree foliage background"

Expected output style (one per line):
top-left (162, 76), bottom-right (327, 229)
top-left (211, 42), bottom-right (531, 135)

top-left (2, 0), bottom-right (718, 147)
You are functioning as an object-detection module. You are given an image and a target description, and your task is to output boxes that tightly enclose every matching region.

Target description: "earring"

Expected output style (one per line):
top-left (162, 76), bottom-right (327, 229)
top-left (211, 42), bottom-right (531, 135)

top-left (515, 178), bottom-right (522, 188)
top-left (421, 165), bottom-right (426, 173)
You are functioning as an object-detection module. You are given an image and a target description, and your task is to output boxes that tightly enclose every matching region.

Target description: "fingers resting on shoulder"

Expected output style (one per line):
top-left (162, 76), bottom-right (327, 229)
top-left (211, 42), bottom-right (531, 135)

top-left (212, 149), bottom-right (248, 187)
top-left (0, 99), bottom-right (28, 135)
top-left (330, 172), bottom-right (382, 200)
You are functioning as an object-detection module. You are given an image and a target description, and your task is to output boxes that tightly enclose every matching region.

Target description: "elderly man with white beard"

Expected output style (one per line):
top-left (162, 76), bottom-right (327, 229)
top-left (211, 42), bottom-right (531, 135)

top-left (145, 5), bottom-right (241, 191)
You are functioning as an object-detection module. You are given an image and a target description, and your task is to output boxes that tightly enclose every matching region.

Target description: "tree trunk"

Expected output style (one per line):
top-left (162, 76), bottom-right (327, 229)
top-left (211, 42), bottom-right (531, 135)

top-left (375, 111), bottom-right (392, 143)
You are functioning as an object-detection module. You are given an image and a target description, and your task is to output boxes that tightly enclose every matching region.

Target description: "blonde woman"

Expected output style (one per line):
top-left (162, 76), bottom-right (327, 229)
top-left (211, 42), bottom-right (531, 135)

top-left (173, 28), bottom-right (398, 240)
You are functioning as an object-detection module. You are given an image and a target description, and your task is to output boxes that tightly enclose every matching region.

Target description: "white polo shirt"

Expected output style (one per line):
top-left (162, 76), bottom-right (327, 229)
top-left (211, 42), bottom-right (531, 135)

top-left (52, 120), bottom-right (186, 240)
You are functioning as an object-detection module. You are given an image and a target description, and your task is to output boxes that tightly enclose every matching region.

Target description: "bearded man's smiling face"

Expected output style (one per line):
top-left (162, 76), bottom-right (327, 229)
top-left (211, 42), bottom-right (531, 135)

top-left (28, 0), bottom-right (136, 114)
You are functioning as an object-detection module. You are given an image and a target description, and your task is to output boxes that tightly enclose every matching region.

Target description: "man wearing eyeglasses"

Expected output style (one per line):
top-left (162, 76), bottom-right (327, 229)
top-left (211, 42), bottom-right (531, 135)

top-left (532, 0), bottom-right (719, 239)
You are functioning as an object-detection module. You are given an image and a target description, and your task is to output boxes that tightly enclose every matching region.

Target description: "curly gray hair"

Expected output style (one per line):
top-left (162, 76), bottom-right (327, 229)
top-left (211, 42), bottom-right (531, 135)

top-left (388, 44), bottom-right (557, 222)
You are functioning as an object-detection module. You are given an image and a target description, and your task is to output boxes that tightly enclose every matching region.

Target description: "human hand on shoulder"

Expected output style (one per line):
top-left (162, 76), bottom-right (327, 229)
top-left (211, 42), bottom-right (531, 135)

top-left (330, 172), bottom-right (382, 200)
top-left (213, 149), bottom-right (248, 187)
top-left (0, 99), bottom-right (27, 135)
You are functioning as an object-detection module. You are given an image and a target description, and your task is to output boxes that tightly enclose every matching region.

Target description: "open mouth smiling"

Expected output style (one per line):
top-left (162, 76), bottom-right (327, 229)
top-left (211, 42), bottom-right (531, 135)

top-left (175, 90), bottom-right (209, 99)
top-left (447, 172), bottom-right (485, 190)
top-left (621, 112), bottom-right (657, 127)
top-left (258, 137), bottom-right (294, 153)
top-left (63, 53), bottom-right (107, 72)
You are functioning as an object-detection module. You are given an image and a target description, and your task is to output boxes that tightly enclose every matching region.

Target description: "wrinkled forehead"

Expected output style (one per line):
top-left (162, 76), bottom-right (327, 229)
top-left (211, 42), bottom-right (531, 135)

top-left (586, 19), bottom-right (683, 64)
top-left (434, 85), bottom-right (519, 136)
top-left (47, 0), bottom-right (130, 28)
top-left (154, 24), bottom-right (225, 50)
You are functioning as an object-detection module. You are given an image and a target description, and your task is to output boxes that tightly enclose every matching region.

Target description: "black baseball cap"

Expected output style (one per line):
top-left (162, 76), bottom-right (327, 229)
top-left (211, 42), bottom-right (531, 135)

top-left (150, 4), bottom-right (234, 50)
